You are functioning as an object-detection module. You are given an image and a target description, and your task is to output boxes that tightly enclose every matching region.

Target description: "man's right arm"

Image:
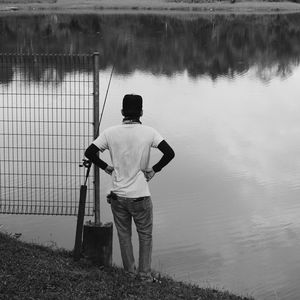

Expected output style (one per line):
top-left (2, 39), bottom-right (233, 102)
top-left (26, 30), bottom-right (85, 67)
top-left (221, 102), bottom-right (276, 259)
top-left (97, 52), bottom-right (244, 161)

top-left (85, 144), bottom-right (114, 175)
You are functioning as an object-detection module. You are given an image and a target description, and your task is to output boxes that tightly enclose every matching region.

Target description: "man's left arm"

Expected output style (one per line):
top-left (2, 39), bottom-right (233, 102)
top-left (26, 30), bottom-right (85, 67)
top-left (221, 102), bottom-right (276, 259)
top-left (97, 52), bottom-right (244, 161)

top-left (152, 140), bottom-right (175, 172)
top-left (144, 140), bottom-right (175, 181)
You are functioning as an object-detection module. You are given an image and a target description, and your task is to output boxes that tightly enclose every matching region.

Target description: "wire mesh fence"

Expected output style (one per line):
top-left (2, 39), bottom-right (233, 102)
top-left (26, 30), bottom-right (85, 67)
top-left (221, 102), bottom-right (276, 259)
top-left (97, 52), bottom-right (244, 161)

top-left (0, 53), bottom-right (97, 215)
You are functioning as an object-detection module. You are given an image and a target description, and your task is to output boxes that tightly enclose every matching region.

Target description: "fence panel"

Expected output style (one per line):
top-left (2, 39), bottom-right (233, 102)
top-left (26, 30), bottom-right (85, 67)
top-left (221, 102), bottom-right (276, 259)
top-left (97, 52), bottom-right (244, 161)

top-left (0, 53), bottom-right (95, 215)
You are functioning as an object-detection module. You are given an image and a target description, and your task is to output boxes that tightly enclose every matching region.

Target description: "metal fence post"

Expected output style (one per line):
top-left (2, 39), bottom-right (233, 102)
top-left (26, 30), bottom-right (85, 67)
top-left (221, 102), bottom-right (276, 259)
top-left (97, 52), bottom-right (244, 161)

top-left (93, 52), bottom-right (100, 225)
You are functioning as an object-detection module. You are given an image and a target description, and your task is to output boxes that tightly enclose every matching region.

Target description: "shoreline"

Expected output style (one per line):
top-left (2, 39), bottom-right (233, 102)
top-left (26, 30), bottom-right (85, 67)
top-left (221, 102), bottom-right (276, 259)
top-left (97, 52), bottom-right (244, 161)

top-left (0, 232), bottom-right (253, 300)
top-left (1, 0), bottom-right (300, 15)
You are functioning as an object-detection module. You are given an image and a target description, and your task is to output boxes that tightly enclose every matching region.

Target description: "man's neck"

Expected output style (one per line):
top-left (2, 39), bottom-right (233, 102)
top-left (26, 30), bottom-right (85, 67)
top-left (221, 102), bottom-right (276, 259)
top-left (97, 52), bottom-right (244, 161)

top-left (122, 117), bottom-right (141, 124)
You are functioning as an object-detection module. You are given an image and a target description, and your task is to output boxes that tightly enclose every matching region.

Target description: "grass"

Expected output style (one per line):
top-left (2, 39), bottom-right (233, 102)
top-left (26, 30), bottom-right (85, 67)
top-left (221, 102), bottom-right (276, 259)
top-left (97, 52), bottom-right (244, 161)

top-left (0, 231), bottom-right (254, 300)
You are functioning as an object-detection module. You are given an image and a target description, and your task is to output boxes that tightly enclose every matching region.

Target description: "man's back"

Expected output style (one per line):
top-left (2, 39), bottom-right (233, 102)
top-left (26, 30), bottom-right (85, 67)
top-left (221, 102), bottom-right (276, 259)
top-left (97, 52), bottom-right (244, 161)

top-left (93, 124), bottom-right (163, 197)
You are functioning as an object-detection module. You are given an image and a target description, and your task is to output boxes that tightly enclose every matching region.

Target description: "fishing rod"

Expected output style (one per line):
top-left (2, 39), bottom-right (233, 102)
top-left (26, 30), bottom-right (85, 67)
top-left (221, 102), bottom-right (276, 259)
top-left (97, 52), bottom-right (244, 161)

top-left (77, 59), bottom-right (116, 183)
top-left (80, 35), bottom-right (120, 178)
top-left (97, 63), bottom-right (115, 137)
top-left (78, 62), bottom-right (116, 177)
top-left (97, 35), bottom-right (122, 136)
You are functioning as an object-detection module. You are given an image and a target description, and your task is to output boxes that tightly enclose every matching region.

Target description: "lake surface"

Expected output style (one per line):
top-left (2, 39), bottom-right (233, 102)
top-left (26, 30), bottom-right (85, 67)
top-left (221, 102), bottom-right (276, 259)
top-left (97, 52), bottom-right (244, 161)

top-left (1, 13), bottom-right (300, 299)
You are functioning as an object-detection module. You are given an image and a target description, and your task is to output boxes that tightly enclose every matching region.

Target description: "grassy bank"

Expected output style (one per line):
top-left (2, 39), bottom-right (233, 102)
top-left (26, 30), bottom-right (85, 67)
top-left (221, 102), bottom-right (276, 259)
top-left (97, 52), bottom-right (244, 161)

top-left (0, 232), bottom-right (253, 300)
top-left (0, 0), bottom-right (300, 14)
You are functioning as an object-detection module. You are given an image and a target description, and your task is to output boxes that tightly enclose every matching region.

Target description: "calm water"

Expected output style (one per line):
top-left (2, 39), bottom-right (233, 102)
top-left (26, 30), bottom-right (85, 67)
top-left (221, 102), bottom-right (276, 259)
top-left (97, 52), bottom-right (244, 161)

top-left (2, 13), bottom-right (300, 299)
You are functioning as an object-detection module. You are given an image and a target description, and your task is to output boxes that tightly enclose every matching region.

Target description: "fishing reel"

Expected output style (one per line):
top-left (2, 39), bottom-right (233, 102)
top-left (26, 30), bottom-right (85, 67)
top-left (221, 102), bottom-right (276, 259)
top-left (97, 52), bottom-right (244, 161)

top-left (79, 158), bottom-right (92, 169)
top-left (79, 159), bottom-right (92, 185)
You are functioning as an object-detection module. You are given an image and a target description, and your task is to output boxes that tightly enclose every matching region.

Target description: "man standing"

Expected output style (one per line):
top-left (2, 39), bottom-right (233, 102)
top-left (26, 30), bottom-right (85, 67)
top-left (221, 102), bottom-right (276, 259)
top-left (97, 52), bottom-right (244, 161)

top-left (85, 94), bottom-right (175, 280)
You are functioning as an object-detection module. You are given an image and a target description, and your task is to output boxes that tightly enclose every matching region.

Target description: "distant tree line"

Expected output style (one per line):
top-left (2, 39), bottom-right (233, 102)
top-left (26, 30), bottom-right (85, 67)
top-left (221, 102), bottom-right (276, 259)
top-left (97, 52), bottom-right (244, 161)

top-left (1, 13), bottom-right (300, 83)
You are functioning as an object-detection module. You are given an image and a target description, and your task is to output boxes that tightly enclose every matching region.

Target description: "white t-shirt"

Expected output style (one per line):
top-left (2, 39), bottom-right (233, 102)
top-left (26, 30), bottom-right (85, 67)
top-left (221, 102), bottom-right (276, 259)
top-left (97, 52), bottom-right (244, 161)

top-left (93, 123), bottom-right (164, 197)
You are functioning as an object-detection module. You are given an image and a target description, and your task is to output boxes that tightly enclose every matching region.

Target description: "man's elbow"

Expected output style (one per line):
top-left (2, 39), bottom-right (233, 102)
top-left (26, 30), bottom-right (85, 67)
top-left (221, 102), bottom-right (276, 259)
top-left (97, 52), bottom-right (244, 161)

top-left (85, 144), bottom-right (99, 160)
top-left (84, 147), bottom-right (92, 160)
top-left (170, 149), bottom-right (175, 161)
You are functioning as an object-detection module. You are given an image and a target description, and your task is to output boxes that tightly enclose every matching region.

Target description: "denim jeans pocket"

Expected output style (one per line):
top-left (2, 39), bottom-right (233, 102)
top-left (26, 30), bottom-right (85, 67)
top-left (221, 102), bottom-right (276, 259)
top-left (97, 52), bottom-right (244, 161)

top-left (132, 197), bottom-right (151, 212)
top-left (111, 198), bottom-right (124, 212)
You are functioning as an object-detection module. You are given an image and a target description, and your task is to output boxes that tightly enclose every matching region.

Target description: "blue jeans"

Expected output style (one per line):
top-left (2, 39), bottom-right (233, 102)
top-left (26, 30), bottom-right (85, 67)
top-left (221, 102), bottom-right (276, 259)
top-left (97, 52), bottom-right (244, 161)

top-left (111, 196), bottom-right (153, 274)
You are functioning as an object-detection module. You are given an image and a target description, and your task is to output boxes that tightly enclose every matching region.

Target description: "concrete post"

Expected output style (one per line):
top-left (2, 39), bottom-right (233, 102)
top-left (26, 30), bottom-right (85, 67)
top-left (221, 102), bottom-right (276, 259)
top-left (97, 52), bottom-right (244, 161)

top-left (82, 222), bottom-right (113, 267)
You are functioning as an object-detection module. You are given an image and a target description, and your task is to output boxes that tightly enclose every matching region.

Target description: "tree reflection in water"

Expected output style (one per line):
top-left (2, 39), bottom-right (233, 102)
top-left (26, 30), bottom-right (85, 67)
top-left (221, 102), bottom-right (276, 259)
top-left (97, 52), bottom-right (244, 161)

top-left (1, 13), bottom-right (300, 83)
